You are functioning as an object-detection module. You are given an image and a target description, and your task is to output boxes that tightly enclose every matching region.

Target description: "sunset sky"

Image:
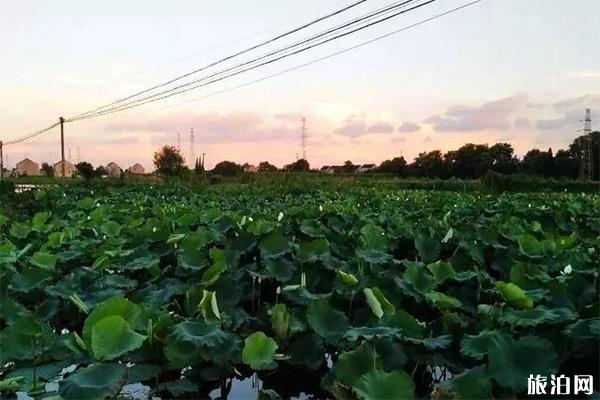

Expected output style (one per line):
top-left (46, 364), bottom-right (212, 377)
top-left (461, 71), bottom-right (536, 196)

top-left (1, 0), bottom-right (599, 170)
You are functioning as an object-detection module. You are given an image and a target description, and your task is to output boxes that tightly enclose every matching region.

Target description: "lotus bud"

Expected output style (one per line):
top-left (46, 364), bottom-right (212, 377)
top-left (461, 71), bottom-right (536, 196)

top-left (278, 212), bottom-right (284, 222)
top-left (563, 264), bottom-right (572, 275)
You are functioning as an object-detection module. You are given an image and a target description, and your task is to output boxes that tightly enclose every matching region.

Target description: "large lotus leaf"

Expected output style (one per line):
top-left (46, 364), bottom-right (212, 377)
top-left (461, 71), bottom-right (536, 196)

top-left (306, 299), bottom-right (350, 341)
top-left (517, 234), bottom-right (542, 257)
top-left (427, 260), bottom-right (456, 284)
top-left (335, 344), bottom-right (381, 387)
top-left (10, 222), bottom-right (31, 239)
top-left (91, 315), bottom-right (146, 361)
top-left (0, 314), bottom-right (56, 363)
top-left (100, 221), bottom-right (121, 237)
top-left (260, 231), bottom-right (291, 258)
top-left (198, 290), bottom-right (221, 324)
top-left (59, 363), bottom-right (127, 400)
top-left (264, 257), bottom-right (296, 282)
top-left (460, 330), bottom-right (509, 360)
top-left (344, 326), bottom-right (399, 342)
top-left (297, 238), bottom-right (330, 263)
top-left (425, 291), bottom-right (462, 310)
top-left (403, 262), bottom-right (436, 293)
top-left (11, 265), bottom-right (52, 292)
top-left (360, 223), bottom-right (387, 249)
top-left (353, 369), bottom-right (414, 400)
top-left (414, 232), bottom-right (440, 264)
top-left (300, 219), bottom-right (328, 238)
top-left (496, 281), bottom-right (533, 309)
top-left (336, 270), bottom-right (359, 285)
top-left (242, 331), bottom-right (278, 370)
top-left (451, 367), bottom-right (492, 400)
top-left (509, 262), bottom-right (550, 290)
top-left (565, 318), bottom-right (600, 339)
top-left (363, 287), bottom-right (395, 319)
top-left (82, 296), bottom-right (142, 346)
top-left (201, 247), bottom-right (227, 286)
top-left (158, 378), bottom-right (197, 397)
top-left (488, 335), bottom-right (558, 391)
top-left (126, 363), bottom-right (162, 384)
top-left (287, 332), bottom-right (324, 370)
top-left (500, 307), bottom-right (576, 327)
top-left (30, 251), bottom-right (58, 271)
top-left (385, 309), bottom-right (425, 339)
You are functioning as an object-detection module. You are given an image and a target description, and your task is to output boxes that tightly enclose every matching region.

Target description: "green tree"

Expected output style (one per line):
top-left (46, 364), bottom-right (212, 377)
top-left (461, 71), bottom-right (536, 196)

top-left (445, 144), bottom-right (490, 178)
top-left (75, 161), bottom-right (95, 180)
top-left (258, 161), bottom-right (278, 173)
top-left (377, 156), bottom-right (407, 175)
top-left (212, 161), bottom-right (242, 176)
top-left (553, 149), bottom-right (579, 178)
top-left (412, 151), bottom-right (444, 177)
top-left (153, 145), bottom-right (187, 176)
top-left (489, 142), bottom-right (518, 174)
top-left (520, 148), bottom-right (554, 177)
top-left (341, 160), bottom-right (357, 173)
top-left (569, 131), bottom-right (600, 180)
top-left (284, 159), bottom-right (310, 172)
top-left (40, 162), bottom-right (54, 177)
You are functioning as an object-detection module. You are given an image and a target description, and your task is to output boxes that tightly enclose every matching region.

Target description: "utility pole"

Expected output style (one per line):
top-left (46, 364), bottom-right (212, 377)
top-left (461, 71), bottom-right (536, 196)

top-left (301, 116), bottom-right (307, 160)
top-left (190, 128), bottom-right (195, 167)
top-left (579, 109), bottom-right (592, 180)
top-left (60, 117), bottom-right (65, 179)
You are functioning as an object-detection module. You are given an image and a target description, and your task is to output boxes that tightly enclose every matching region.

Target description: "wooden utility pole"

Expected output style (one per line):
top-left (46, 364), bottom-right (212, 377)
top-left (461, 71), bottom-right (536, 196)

top-left (60, 117), bottom-right (65, 178)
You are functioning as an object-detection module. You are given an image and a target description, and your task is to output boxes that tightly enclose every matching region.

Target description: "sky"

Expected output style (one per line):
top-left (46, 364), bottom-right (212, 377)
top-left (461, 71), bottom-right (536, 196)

top-left (1, 0), bottom-right (599, 170)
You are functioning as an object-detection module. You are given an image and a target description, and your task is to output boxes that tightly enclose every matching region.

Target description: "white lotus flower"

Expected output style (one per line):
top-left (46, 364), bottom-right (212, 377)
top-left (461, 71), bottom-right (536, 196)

top-left (319, 205), bottom-right (323, 212)
top-left (278, 212), bottom-right (284, 222)
top-left (248, 216), bottom-right (254, 222)
top-left (87, 216), bottom-right (91, 221)
top-left (102, 235), bottom-right (106, 240)
top-left (152, 227), bottom-right (157, 232)
top-left (96, 203), bottom-right (100, 207)
top-left (563, 264), bottom-right (572, 275)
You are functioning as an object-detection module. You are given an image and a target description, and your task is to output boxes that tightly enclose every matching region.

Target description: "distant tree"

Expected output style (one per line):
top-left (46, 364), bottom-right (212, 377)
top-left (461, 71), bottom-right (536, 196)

top-left (341, 160), bottom-right (357, 173)
top-left (284, 159), bottom-right (310, 172)
top-left (489, 142), bottom-right (518, 174)
top-left (75, 161), bottom-right (95, 180)
top-left (553, 149), bottom-right (579, 178)
top-left (520, 148), bottom-right (554, 177)
top-left (377, 156), bottom-right (407, 175)
top-left (194, 157), bottom-right (204, 174)
top-left (40, 162), bottom-right (54, 177)
top-left (258, 161), bottom-right (278, 173)
top-left (153, 145), bottom-right (187, 176)
top-left (95, 166), bottom-right (108, 177)
top-left (212, 161), bottom-right (243, 176)
top-left (412, 151), bottom-right (444, 178)
top-left (446, 144), bottom-right (490, 178)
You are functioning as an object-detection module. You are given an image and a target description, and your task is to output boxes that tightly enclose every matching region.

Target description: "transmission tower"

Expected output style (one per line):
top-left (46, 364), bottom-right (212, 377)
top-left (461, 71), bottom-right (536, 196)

top-left (301, 116), bottom-right (307, 160)
top-left (579, 108), bottom-right (593, 180)
top-left (190, 128), bottom-right (195, 166)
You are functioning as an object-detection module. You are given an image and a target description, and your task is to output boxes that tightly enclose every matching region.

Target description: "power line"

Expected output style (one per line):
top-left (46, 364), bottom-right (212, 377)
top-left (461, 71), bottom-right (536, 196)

top-left (69, 0), bottom-right (433, 121)
top-left (67, 0), bottom-right (368, 120)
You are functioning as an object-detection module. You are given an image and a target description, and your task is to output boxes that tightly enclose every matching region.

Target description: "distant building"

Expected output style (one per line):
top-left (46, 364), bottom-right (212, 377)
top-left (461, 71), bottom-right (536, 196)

top-left (243, 163), bottom-right (258, 173)
top-left (15, 158), bottom-right (41, 176)
top-left (128, 163), bottom-right (145, 175)
top-left (106, 162), bottom-right (122, 177)
top-left (356, 164), bottom-right (376, 173)
top-left (320, 166), bottom-right (335, 174)
top-left (53, 160), bottom-right (75, 177)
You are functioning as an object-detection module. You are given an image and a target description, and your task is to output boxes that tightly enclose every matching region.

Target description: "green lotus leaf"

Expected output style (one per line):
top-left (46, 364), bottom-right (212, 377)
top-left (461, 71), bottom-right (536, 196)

top-left (30, 251), bottom-right (58, 271)
top-left (306, 299), bottom-right (350, 341)
top-left (10, 222), bottom-right (30, 239)
top-left (270, 303), bottom-right (291, 344)
top-left (461, 329), bottom-right (508, 360)
top-left (353, 369), bottom-right (414, 400)
top-left (242, 331), bottom-right (278, 370)
top-left (260, 231), bottom-right (291, 258)
top-left (82, 296), bottom-right (142, 346)
top-left (335, 344), bottom-right (381, 387)
top-left (496, 281), bottom-right (533, 309)
top-left (386, 309), bottom-right (425, 339)
top-left (201, 247), bottom-right (227, 286)
top-left (337, 270), bottom-right (359, 285)
top-left (59, 363), bottom-right (127, 400)
top-left (344, 326), bottom-right (399, 342)
top-left (100, 221), bottom-right (121, 237)
top-left (403, 262), bottom-right (436, 293)
top-left (300, 219), bottom-right (327, 238)
top-left (500, 307), bottom-right (576, 327)
top-left (198, 290), bottom-right (221, 324)
top-left (0, 314), bottom-right (56, 363)
top-left (414, 232), bottom-right (440, 264)
top-left (91, 315), bottom-right (146, 361)
top-left (364, 287), bottom-right (395, 319)
top-left (427, 260), bottom-right (456, 283)
top-left (425, 291), bottom-right (462, 310)
top-left (517, 234), bottom-right (542, 257)
top-left (360, 223), bottom-right (387, 249)
top-left (158, 378), bottom-right (198, 397)
top-left (32, 211), bottom-right (50, 231)
top-left (565, 318), bottom-right (600, 339)
top-left (451, 367), bottom-right (492, 400)
top-left (297, 238), bottom-right (330, 263)
top-left (264, 257), bottom-right (296, 282)
top-left (488, 335), bottom-right (558, 391)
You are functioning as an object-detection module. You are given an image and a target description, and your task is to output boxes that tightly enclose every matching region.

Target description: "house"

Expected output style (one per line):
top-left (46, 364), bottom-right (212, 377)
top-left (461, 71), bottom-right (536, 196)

top-left (106, 162), bottom-right (122, 177)
top-left (53, 160), bottom-right (75, 177)
top-left (320, 166), bottom-right (335, 174)
top-left (128, 163), bottom-right (145, 175)
top-left (356, 164), bottom-right (376, 173)
top-left (242, 163), bottom-right (258, 173)
top-left (15, 158), bottom-right (41, 176)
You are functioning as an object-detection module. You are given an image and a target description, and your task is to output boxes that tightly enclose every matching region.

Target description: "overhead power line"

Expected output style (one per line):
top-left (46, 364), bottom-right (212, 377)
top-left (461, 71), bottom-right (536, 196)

top-left (68, 0), bottom-right (434, 121)
top-left (67, 0), bottom-right (368, 120)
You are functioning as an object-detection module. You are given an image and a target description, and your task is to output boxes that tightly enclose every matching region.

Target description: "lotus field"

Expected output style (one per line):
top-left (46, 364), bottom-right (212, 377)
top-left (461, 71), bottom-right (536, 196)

top-left (1, 185), bottom-right (599, 399)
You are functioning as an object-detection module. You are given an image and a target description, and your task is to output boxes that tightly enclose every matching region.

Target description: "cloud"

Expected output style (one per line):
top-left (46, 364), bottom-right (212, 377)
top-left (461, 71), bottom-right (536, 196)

top-left (334, 118), bottom-right (367, 138)
top-left (397, 121), bottom-right (420, 133)
top-left (391, 136), bottom-right (406, 143)
top-left (425, 95), bottom-right (527, 132)
top-left (513, 117), bottom-right (532, 130)
top-left (569, 70), bottom-right (600, 80)
top-left (536, 95), bottom-right (600, 131)
top-left (423, 136), bottom-right (432, 143)
top-left (367, 121), bottom-right (395, 134)
top-left (552, 94), bottom-right (600, 111)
